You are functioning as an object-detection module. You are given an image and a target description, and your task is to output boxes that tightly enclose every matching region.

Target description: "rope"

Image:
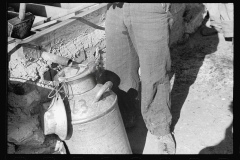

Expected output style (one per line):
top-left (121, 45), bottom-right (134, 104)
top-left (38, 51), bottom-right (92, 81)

top-left (48, 80), bottom-right (66, 99)
top-left (47, 47), bottom-right (101, 99)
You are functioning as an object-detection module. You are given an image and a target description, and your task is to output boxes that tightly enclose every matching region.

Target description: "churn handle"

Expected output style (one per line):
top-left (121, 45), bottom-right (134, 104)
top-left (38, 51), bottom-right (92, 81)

top-left (92, 81), bottom-right (113, 104)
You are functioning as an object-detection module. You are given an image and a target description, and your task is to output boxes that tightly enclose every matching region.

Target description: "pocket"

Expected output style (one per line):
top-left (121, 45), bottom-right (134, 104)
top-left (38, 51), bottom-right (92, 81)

top-left (161, 3), bottom-right (168, 12)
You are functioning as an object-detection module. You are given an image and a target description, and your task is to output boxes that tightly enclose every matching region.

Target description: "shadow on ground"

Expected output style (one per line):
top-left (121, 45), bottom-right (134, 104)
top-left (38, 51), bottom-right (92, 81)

top-left (97, 15), bottom-right (221, 154)
top-left (169, 20), bottom-right (219, 133)
top-left (199, 101), bottom-right (233, 154)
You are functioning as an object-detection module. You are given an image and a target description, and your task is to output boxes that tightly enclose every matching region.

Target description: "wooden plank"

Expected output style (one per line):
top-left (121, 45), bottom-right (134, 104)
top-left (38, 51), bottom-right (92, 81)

top-left (58, 3), bottom-right (98, 9)
top-left (37, 3), bottom-right (98, 9)
top-left (36, 3), bottom-right (97, 9)
top-left (8, 3), bottom-right (107, 58)
top-left (33, 16), bottom-right (47, 25)
top-left (31, 20), bottom-right (59, 32)
top-left (31, 3), bottom-right (98, 28)
top-left (18, 3), bottom-right (107, 45)
top-left (8, 37), bottom-right (18, 44)
top-left (8, 3), bottom-right (68, 17)
top-left (7, 11), bottom-right (18, 20)
top-left (54, 3), bottom-right (99, 21)
top-left (35, 3), bottom-right (62, 7)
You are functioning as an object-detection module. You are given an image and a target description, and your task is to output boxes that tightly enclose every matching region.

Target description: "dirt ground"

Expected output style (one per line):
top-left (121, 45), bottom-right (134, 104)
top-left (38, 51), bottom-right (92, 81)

top-left (126, 25), bottom-right (233, 154)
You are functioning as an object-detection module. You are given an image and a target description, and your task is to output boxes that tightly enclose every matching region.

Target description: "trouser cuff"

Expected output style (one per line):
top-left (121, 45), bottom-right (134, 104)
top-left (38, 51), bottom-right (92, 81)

top-left (149, 123), bottom-right (171, 137)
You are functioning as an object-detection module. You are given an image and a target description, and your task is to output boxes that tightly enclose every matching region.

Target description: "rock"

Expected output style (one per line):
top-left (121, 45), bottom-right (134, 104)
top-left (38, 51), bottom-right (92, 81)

top-left (36, 86), bottom-right (52, 103)
top-left (54, 140), bottom-right (66, 154)
top-left (8, 115), bottom-right (43, 146)
top-left (8, 90), bottom-right (41, 109)
top-left (169, 4), bottom-right (186, 46)
top-left (184, 4), bottom-right (206, 34)
top-left (169, 3), bottom-right (206, 45)
top-left (15, 135), bottom-right (66, 154)
top-left (15, 145), bottom-right (53, 154)
top-left (74, 50), bottom-right (86, 63)
top-left (42, 102), bottom-right (51, 111)
top-left (20, 129), bottom-right (45, 146)
top-left (7, 143), bottom-right (16, 154)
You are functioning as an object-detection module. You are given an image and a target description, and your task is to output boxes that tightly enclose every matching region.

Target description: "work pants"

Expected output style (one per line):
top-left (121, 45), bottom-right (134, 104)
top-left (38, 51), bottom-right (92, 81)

top-left (105, 3), bottom-right (172, 137)
top-left (205, 3), bottom-right (234, 37)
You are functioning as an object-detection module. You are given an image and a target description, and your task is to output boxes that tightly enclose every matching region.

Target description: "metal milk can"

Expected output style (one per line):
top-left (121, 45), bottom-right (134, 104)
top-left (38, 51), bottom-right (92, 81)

top-left (53, 60), bottom-right (132, 154)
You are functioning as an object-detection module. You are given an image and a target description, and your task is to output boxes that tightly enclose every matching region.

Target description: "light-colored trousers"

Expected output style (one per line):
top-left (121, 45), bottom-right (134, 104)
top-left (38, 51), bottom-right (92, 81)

top-left (205, 3), bottom-right (233, 37)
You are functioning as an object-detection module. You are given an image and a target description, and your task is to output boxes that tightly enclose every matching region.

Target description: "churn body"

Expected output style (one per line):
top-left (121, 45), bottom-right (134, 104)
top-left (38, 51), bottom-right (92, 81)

top-left (55, 64), bottom-right (132, 154)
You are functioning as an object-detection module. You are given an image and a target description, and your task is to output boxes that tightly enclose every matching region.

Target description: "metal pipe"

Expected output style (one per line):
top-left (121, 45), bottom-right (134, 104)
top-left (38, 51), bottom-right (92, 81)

top-left (18, 43), bottom-right (74, 66)
top-left (41, 51), bottom-right (72, 66)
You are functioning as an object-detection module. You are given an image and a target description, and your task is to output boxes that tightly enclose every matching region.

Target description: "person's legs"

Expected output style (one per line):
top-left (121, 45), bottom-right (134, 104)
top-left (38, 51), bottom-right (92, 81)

top-left (105, 3), bottom-right (140, 93)
top-left (201, 3), bottom-right (222, 36)
top-left (125, 3), bottom-right (175, 154)
top-left (219, 3), bottom-right (233, 38)
top-left (207, 3), bottom-right (222, 30)
top-left (105, 3), bottom-right (140, 128)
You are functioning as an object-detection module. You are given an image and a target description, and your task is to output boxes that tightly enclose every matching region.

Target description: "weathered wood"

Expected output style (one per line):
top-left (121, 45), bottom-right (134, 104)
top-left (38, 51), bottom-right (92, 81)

top-left (8, 3), bottom-right (107, 63)
top-left (8, 11), bottom-right (47, 26)
top-left (33, 16), bottom-right (47, 25)
top-left (8, 3), bottom-right (103, 44)
top-left (31, 20), bottom-right (58, 31)
top-left (8, 11), bottom-right (35, 39)
top-left (8, 3), bottom-right (69, 17)
top-left (36, 3), bottom-right (98, 9)
top-left (57, 3), bottom-right (99, 21)
top-left (7, 11), bottom-right (18, 20)
top-left (18, 3), bottom-right (107, 46)
top-left (54, 3), bottom-right (98, 9)
top-left (31, 3), bottom-right (98, 28)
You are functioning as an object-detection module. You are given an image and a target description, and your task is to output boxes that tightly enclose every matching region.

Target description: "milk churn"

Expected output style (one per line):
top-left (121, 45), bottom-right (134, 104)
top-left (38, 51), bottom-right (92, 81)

top-left (53, 59), bottom-right (132, 154)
